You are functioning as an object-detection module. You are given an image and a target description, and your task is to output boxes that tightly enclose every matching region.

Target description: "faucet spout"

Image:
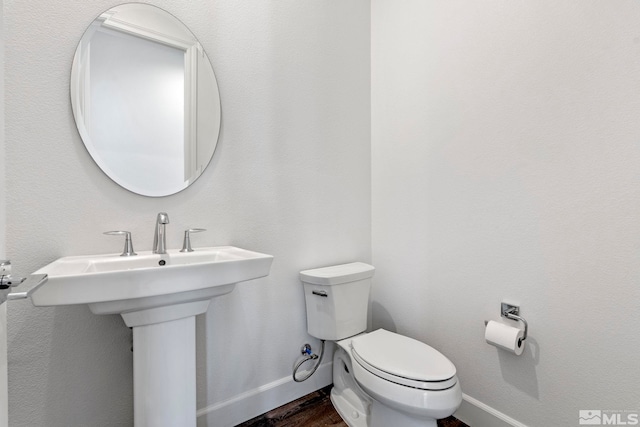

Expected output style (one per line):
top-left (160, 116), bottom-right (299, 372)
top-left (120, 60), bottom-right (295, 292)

top-left (152, 212), bottom-right (170, 254)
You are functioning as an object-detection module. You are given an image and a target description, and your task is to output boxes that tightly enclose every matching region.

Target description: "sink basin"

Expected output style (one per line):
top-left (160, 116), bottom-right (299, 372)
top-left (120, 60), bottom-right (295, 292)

top-left (32, 246), bottom-right (274, 315)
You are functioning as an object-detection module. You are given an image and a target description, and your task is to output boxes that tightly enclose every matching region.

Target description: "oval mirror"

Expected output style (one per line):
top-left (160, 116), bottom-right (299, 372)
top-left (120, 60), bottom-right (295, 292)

top-left (70, 4), bottom-right (221, 197)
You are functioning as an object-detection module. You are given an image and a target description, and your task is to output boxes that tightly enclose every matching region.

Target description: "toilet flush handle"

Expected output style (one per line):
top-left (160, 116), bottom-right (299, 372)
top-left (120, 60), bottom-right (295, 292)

top-left (312, 290), bottom-right (328, 297)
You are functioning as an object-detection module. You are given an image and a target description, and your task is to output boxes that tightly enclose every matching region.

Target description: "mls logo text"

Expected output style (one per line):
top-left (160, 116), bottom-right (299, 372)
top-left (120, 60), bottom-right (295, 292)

top-left (580, 410), bottom-right (639, 425)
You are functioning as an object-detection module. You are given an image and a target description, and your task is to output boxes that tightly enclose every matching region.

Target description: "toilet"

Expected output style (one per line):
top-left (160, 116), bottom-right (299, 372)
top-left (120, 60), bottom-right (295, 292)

top-left (300, 262), bottom-right (462, 427)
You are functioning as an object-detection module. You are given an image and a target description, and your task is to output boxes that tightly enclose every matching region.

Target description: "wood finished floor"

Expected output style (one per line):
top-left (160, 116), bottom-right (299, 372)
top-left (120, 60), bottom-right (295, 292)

top-left (236, 385), bottom-right (470, 427)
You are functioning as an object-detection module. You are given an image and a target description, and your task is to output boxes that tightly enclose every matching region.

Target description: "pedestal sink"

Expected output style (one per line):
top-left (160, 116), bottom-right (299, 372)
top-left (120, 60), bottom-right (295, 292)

top-left (30, 246), bottom-right (274, 427)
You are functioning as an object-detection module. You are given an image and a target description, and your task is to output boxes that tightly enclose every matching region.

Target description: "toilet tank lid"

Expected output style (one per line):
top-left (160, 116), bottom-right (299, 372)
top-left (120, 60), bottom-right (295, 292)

top-left (300, 262), bottom-right (375, 285)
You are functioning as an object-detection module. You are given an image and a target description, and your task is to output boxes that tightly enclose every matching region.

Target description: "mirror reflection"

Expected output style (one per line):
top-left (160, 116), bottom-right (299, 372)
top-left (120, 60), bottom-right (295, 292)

top-left (71, 4), bottom-right (221, 197)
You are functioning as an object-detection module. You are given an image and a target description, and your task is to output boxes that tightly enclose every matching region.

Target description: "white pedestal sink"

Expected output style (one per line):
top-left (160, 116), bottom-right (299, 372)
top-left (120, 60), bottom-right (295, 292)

top-left (30, 246), bottom-right (274, 427)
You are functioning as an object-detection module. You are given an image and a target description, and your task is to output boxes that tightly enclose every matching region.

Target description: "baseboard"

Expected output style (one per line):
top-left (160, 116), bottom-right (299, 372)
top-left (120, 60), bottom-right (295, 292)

top-left (454, 393), bottom-right (528, 427)
top-left (196, 361), bottom-right (333, 427)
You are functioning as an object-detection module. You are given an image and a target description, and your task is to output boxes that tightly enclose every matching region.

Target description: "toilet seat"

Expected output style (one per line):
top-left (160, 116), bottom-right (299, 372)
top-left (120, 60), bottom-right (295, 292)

top-left (351, 329), bottom-right (457, 391)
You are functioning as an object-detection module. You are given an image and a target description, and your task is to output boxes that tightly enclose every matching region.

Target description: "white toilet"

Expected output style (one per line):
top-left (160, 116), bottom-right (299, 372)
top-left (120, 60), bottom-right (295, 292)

top-left (300, 262), bottom-right (462, 427)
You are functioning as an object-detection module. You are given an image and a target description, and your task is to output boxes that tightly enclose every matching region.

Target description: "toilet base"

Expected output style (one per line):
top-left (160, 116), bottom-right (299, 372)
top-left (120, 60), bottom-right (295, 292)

top-left (370, 400), bottom-right (437, 427)
top-left (331, 345), bottom-right (371, 427)
top-left (331, 388), bottom-right (368, 427)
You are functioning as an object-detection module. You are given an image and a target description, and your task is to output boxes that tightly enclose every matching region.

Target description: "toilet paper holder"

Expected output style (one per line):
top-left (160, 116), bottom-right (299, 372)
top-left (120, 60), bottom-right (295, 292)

top-left (484, 303), bottom-right (528, 342)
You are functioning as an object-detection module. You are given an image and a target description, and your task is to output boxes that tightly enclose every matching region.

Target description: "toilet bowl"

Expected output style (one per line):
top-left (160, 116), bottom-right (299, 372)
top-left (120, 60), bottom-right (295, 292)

top-left (300, 263), bottom-right (462, 427)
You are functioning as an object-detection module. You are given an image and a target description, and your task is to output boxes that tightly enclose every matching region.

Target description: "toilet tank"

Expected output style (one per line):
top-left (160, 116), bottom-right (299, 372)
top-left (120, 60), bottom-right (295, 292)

top-left (300, 262), bottom-right (375, 341)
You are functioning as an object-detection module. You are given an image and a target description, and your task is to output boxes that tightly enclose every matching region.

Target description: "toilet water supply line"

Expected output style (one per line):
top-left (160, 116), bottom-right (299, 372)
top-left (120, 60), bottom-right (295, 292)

top-left (292, 340), bottom-right (325, 382)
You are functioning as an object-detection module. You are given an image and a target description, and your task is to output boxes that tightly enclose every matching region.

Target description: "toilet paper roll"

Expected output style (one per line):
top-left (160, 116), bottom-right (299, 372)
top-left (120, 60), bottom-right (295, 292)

top-left (485, 320), bottom-right (525, 355)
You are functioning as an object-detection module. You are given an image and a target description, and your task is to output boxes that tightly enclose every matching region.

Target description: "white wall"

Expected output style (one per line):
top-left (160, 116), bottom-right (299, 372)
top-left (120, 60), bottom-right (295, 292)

top-left (372, 1), bottom-right (640, 426)
top-left (9, 1), bottom-right (639, 426)
top-left (0, 1), bottom-right (8, 425)
top-left (0, 0), bottom-right (4, 258)
top-left (4, 1), bottom-right (370, 426)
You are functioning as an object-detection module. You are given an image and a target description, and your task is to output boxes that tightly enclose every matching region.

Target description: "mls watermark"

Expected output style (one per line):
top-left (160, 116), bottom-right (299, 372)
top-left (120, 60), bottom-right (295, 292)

top-left (579, 410), bottom-right (639, 425)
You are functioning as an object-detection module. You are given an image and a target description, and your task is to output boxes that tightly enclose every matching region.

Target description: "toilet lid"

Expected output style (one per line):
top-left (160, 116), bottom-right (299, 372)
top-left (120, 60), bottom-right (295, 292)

top-left (351, 329), bottom-right (456, 388)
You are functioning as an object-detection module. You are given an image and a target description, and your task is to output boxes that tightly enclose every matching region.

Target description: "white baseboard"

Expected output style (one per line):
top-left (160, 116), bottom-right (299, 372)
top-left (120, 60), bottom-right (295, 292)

top-left (196, 362), bottom-right (333, 427)
top-left (454, 393), bottom-right (528, 427)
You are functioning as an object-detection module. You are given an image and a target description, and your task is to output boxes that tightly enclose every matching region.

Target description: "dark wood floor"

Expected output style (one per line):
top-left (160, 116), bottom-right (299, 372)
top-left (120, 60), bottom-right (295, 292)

top-left (237, 385), bottom-right (469, 427)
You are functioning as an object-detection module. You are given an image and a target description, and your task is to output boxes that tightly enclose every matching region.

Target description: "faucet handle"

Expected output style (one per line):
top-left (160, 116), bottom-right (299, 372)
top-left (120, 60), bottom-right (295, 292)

top-left (180, 228), bottom-right (206, 252)
top-left (104, 231), bottom-right (137, 257)
top-left (157, 212), bottom-right (170, 224)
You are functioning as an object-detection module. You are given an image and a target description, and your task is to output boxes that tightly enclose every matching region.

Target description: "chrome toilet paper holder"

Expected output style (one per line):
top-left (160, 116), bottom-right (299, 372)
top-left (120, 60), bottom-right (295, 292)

top-left (484, 303), bottom-right (529, 343)
top-left (500, 303), bottom-right (528, 342)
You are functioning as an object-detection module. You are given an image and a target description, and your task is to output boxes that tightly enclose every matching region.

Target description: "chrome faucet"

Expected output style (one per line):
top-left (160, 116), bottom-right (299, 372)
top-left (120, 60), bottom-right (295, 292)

top-left (152, 212), bottom-right (170, 254)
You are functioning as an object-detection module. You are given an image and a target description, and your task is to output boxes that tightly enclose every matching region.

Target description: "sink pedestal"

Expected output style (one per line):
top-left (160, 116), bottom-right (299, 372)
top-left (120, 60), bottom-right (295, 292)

top-left (122, 300), bottom-right (211, 427)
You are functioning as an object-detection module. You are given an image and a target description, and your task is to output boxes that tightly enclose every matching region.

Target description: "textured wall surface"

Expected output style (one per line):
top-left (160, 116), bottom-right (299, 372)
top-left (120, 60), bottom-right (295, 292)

top-left (0, 1), bottom-right (8, 424)
top-left (8, 1), bottom-right (640, 426)
top-left (4, 1), bottom-right (370, 425)
top-left (0, 0), bottom-right (4, 259)
top-left (372, 1), bottom-right (640, 426)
